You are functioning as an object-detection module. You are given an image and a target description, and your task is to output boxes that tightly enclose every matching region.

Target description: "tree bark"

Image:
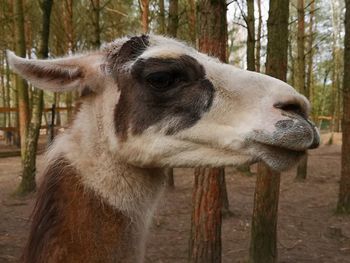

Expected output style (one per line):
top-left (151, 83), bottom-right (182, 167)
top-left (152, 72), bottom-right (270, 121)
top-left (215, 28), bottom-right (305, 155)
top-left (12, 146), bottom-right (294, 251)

top-left (196, 0), bottom-right (227, 62)
top-left (140, 0), bottom-right (149, 33)
top-left (5, 55), bottom-right (11, 128)
top-left (189, 168), bottom-right (222, 263)
top-left (189, 1), bottom-right (228, 262)
top-left (306, 0), bottom-right (315, 118)
top-left (188, 0), bottom-right (196, 45)
top-left (249, 0), bottom-right (289, 262)
top-left (249, 164), bottom-right (280, 263)
top-left (337, 0), bottom-right (350, 213)
top-left (18, 0), bottom-right (53, 195)
top-left (330, 0), bottom-right (342, 133)
top-left (158, 0), bottom-right (165, 34)
top-left (255, 0), bottom-right (262, 72)
top-left (296, 0), bottom-right (308, 180)
top-left (297, 0), bottom-right (306, 95)
top-left (63, 0), bottom-right (75, 123)
top-left (167, 0), bottom-right (178, 37)
top-left (91, 0), bottom-right (101, 48)
top-left (247, 0), bottom-right (255, 71)
top-left (14, 0), bottom-right (30, 157)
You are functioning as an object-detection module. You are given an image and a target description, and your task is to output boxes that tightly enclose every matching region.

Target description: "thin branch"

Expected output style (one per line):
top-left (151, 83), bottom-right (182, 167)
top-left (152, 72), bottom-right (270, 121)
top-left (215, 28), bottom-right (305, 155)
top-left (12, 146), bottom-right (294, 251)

top-left (105, 7), bottom-right (128, 17)
top-left (232, 22), bottom-right (247, 29)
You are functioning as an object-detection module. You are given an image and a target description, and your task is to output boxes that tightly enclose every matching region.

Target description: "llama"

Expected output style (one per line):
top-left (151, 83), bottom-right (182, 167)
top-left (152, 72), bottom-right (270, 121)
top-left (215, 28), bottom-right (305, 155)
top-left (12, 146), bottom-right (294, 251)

top-left (7, 35), bottom-right (319, 263)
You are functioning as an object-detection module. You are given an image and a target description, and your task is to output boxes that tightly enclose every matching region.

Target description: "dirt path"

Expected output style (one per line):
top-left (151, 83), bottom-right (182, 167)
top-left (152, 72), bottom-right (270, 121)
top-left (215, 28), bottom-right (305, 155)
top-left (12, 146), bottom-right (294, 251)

top-left (0, 134), bottom-right (349, 262)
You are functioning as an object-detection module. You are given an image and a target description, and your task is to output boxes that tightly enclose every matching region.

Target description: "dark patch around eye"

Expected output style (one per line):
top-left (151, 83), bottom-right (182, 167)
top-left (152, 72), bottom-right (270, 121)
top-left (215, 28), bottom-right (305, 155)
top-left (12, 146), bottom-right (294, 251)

top-left (114, 52), bottom-right (215, 140)
top-left (146, 72), bottom-right (175, 90)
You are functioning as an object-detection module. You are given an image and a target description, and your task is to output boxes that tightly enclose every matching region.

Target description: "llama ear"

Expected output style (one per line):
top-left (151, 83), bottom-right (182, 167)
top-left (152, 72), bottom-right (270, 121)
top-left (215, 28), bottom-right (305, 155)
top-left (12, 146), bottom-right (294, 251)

top-left (6, 50), bottom-right (106, 94)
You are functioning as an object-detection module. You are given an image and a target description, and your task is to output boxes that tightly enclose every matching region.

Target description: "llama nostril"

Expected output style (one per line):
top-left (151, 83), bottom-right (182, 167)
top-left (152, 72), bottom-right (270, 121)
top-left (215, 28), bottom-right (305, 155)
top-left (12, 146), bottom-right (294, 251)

top-left (273, 101), bottom-right (307, 118)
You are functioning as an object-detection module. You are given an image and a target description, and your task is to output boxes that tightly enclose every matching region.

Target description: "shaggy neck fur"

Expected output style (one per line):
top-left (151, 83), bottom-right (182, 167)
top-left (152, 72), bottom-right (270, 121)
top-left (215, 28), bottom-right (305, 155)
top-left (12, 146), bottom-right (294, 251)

top-left (24, 91), bottom-right (165, 263)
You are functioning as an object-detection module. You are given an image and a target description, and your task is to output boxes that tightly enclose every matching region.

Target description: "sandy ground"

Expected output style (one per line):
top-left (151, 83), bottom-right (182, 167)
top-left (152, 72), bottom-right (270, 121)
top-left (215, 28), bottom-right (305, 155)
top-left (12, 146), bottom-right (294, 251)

top-left (0, 133), bottom-right (349, 263)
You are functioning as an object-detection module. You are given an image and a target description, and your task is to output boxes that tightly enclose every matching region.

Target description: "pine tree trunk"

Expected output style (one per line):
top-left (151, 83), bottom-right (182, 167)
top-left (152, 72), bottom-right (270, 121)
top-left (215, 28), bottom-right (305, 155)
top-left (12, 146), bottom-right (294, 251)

top-left (296, 0), bottom-right (308, 180)
top-left (247, 0), bottom-right (255, 71)
top-left (337, 0), bottom-right (350, 213)
top-left (14, 0), bottom-right (29, 157)
top-left (196, 0), bottom-right (227, 62)
top-left (158, 0), bottom-right (165, 34)
top-left (249, 0), bottom-right (289, 262)
top-left (189, 1), bottom-right (228, 262)
top-left (306, 0), bottom-right (315, 110)
top-left (91, 0), bottom-right (101, 48)
top-left (255, 0), bottom-right (262, 72)
top-left (250, 164), bottom-right (280, 263)
top-left (167, 0), bottom-right (178, 37)
top-left (18, 0), bottom-right (53, 195)
top-left (1, 54), bottom-right (6, 126)
top-left (63, 0), bottom-right (75, 124)
top-left (64, 0), bottom-right (75, 52)
top-left (218, 168), bottom-right (230, 215)
top-left (5, 56), bottom-right (11, 128)
top-left (188, 0), bottom-right (196, 45)
top-left (330, 0), bottom-right (342, 133)
top-left (189, 168), bottom-right (222, 263)
top-left (140, 0), bottom-right (149, 33)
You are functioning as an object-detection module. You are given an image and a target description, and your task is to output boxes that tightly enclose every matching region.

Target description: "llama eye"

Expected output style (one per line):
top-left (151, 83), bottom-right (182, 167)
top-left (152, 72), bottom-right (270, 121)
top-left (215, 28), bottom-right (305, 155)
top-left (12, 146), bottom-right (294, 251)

top-left (146, 72), bottom-right (175, 90)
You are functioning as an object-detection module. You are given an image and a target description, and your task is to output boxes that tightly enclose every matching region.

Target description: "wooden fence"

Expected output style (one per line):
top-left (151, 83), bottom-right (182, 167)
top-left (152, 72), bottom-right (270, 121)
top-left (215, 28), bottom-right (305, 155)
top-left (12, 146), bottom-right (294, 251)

top-left (0, 106), bottom-right (72, 140)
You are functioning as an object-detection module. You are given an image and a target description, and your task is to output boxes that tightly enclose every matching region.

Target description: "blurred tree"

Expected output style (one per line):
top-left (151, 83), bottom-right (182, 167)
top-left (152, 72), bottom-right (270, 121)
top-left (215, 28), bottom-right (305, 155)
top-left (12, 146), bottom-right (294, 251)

top-left (140, 0), bottom-right (149, 33)
top-left (158, 0), bottom-right (165, 34)
top-left (19, 0), bottom-right (53, 195)
top-left (188, 0), bottom-right (196, 44)
top-left (255, 0), bottom-right (262, 72)
top-left (91, 0), bottom-right (101, 48)
top-left (330, 0), bottom-right (343, 134)
top-left (306, 0), bottom-right (315, 118)
top-left (14, 0), bottom-right (30, 157)
top-left (247, 0), bottom-right (255, 71)
top-left (296, 0), bottom-right (308, 180)
top-left (337, 0), bottom-right (350, 214)
top-left (167, 0), bottom-right (178, 37)
top-left (249, 0), bottom-right (289, 262)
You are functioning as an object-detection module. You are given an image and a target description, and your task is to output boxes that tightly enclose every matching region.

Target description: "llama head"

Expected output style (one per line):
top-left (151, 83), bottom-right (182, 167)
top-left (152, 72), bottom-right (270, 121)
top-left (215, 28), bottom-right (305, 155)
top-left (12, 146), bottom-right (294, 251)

top-left (7, 35), bottom-right (319, 171)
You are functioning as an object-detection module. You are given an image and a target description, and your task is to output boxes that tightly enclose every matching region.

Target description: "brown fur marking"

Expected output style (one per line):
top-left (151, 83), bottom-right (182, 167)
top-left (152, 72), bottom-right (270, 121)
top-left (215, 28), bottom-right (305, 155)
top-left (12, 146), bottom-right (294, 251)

top-left (22, 158), bottom-right (134, 263)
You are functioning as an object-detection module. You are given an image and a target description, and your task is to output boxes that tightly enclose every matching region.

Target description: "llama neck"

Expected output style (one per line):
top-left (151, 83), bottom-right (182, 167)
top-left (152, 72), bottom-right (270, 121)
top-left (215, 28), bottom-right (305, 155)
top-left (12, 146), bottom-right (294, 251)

top-left (24, 158), bottom-right (141, 263)
top-left (34, 98), bottom-right (165, 262)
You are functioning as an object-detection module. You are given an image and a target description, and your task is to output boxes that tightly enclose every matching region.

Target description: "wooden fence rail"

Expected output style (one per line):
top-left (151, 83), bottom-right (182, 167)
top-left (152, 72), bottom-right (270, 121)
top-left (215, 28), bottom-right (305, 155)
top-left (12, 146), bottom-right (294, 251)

top-left (0, 107), bottom-right (73, 113)
top-left (0, 106), bottom-right (71, 135)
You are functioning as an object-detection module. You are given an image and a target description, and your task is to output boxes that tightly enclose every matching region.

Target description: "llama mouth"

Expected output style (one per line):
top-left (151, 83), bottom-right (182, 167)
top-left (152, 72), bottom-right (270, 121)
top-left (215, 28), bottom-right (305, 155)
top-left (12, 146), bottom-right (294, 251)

top-left (252, 142), bottom-right (306, 171)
